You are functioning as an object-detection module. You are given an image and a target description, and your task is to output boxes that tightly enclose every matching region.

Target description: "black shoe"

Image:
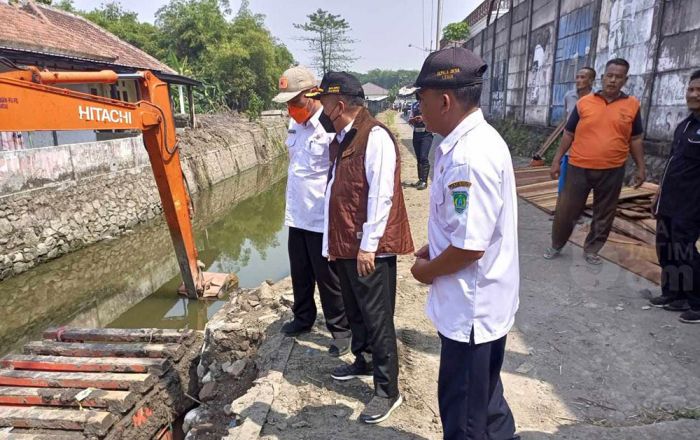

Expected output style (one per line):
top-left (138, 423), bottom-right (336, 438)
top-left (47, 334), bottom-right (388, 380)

top-left (679, 310), bottom-right (700, 324)
top-left (359, 394), bottom-right (403, 424)
top-left (331, 359), bottom-right (372, 381)
top-left (416, 181), bottom-right (427, 190)
top-left (328, 337), bottom-right (351, 357)
top-left (280, 320), bottom-right (312, 336)
top-left (663, 300), bottom-right (690, 312)
top-left (649, 296), bottom-right (675, 308)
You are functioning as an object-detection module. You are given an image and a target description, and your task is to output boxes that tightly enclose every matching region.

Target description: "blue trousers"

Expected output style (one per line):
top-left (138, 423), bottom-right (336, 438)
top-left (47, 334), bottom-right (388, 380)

top-left (438, 333), bottom-right (519, 440)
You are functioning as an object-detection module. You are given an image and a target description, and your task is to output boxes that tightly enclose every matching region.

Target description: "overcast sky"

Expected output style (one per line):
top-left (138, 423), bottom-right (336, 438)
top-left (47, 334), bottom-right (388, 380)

top-left (72, 0), bottom-right (481, 72)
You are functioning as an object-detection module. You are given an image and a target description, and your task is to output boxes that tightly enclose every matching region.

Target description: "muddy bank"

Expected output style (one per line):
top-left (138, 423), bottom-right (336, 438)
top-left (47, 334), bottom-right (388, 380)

top-left (181, 278), bottom-right (294, 439)
top-left (0, 113), bottom-right (287, 281)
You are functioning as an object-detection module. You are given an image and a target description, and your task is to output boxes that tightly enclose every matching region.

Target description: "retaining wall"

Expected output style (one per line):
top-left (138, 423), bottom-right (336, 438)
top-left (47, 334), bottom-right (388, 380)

top-left (0, 114), bottom-right (287, 281)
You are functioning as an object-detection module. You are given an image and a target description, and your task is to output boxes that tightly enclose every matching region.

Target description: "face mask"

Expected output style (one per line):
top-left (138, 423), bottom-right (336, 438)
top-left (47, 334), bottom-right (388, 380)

top-left (319, 103), bottom-right (340, 133)
top-left (287, 101), bottom-right (313, 124)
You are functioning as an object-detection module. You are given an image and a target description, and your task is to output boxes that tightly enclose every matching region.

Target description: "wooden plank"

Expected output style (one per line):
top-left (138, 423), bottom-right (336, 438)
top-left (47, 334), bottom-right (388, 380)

top-left (570, 227), bottom-right (661, 285)
top-left (1, 354), bottom-right (168, 375)
top-left (515, 174), bottom-right (554, 187)
top-left (640, 219), bottom-right (657, 234)
top-left (43, 328), bottom-right (193, 344)
top-left (0, 370), bottom-right (155, 393)
top-left (0, 387), bottom-right (137, 413)
top-left (617, 208), bottom-right (653, 220)
top-left (23, 341), bottom-right (184, 361)
top-left (514, 166), bottom-right (549, 173)
top-left (0, 406), bottom-right (115, 436)
top-left (612, 218), bottom-right (656, 245)
top-left (516, 180), bottom-right (558, 192)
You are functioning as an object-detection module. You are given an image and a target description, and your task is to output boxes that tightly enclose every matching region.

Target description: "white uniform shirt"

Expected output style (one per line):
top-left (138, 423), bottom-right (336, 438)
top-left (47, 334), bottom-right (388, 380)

top-left (284, 107), bottom-right (336, 233)
top-left (426, 109), bottom-right (520, 344)
top-left (322, 120), bottom-right (397, 258)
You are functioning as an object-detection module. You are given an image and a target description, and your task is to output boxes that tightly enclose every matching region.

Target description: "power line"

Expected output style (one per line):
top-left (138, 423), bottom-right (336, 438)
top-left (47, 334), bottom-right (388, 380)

top-left (430, 0), bottom-right (434, 52)
top-left (422, 0), bottom-right (426, 51)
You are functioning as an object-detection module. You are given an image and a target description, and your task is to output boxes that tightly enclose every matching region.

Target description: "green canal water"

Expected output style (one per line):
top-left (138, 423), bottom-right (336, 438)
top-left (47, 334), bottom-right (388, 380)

top-left (0, 157), bottom-right (290, 355)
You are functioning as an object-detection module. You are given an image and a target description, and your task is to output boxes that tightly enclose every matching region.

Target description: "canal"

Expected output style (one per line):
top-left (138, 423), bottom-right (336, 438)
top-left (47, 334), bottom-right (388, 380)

top-left (0, 157), bottom-right (290, 355)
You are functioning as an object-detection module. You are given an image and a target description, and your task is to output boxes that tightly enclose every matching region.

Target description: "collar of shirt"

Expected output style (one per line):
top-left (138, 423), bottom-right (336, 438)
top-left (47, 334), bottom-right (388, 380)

top-left (594, 90), bottom-right (629, 103)
top-left (336, 120), bottom-right (355, 143)
top-left (438, 108), bottom-right (485, 155)
top-left (305, 106), bottom-right (323, 129)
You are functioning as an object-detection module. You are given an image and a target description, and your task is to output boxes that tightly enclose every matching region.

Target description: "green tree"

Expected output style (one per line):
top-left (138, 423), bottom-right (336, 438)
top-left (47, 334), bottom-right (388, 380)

top-left (198, 3), bottom-right (293, 113)
top-left (294, 9), bottom-right (356, 75)
top-left (351, 69), bottom-right (420, 90)
top-left (442, 22), bottom-right (470, 43)
top-left (155, 0), bottom-right (230, 65)
top-left (81, 2), bottom-right (162, 58)
top-left (55, 0), bottom-right (76, 12)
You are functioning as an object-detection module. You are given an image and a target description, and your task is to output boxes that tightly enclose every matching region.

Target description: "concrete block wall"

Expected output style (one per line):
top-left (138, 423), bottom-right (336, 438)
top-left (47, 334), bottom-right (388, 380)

top-left (0, 115), bottom-right (287, 281)
top-left (465, 0), bottom-right (700, 147)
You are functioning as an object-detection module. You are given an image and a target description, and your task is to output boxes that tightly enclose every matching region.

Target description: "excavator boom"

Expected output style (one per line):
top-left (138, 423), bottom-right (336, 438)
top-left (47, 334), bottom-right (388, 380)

top-left (0, 66), bottom-right (233, 299)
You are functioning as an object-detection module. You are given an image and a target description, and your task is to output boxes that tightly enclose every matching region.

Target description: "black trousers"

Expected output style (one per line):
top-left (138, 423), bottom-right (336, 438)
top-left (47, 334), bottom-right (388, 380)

top-left (413, 131), bottom-right (433, 182)
top-left (656, 215), bottom-right (700, 310)
top-left (552, 164), bottom-right (625, 254)
top-left (335, 257), bottom-right (399, 398)
top-left (288, 227), bottom-right (350, 338)
top-left (438, 333), bottom-right (518, 440)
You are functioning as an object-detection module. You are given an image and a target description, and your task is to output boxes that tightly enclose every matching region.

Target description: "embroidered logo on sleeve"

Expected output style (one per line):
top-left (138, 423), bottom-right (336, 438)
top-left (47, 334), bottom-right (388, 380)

top-left (452, 190), bottom-right (469, 214)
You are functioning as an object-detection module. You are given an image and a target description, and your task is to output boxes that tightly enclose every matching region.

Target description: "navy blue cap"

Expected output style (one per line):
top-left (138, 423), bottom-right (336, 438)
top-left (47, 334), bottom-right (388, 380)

top-left (414, 46), bottom-right (488, 89)
top-left (306, 71), bottom-right (365, 99)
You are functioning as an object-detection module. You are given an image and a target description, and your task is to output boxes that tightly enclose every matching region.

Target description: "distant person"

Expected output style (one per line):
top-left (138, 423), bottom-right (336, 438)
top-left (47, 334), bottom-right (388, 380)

top-left (544, 58), bottom-right (646, 265)
top-left (410, 46), bottom-right (520, 440)
top-left (272, 66), bottom-right (351, 356)
top-left (649, 69), bottom-right (700, 324)
top-left (558, 67), bottom-right (596, 193)
top-left (408, 101), bottom-right (433, 190)
top-left (307, 72), bottom-right (414, 424)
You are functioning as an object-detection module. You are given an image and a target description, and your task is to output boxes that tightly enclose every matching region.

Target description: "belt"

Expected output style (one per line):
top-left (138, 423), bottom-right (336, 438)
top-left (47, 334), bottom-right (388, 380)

top-left (414, 127), bottom-right (427, 133)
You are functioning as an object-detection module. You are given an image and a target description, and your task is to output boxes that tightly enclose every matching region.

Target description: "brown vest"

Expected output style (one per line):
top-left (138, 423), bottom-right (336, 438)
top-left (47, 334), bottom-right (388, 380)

top-left (327, 108), bottom-right (414, 259)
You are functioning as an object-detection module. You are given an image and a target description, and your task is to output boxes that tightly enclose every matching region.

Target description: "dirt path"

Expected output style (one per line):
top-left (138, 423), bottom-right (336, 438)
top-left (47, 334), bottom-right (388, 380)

top-left (258, 111), bottom-right (700, 440)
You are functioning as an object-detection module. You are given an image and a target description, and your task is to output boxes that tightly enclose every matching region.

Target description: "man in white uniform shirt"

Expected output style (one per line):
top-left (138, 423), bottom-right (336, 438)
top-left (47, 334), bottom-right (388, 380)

top-left (272, 67), bottom-right (351, 357)
top-left (410, 47), bottom-right (520, 440)
top-left (307, 72), bottom-right (414, 424)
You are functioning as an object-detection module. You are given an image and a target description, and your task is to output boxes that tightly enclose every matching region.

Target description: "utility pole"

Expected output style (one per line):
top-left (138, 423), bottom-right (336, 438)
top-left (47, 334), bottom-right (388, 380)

top-left (435, 0), bottom-right (443, 51)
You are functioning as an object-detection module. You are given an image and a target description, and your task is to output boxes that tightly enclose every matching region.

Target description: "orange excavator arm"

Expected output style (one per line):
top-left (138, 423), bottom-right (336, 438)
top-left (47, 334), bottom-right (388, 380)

top-left (0, 66), bottom-right (231, 299)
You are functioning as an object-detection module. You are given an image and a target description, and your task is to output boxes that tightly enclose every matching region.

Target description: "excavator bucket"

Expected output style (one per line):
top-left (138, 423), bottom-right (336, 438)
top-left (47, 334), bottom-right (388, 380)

top-left (178, 272), bottom-right (239, 299)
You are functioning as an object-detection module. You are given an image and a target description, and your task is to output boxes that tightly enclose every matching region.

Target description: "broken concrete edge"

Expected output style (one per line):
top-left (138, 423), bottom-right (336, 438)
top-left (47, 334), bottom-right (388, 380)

top-left (182, 278), bottom-right (295, 438)
top-left (222, 335), bottom-right (295, 440)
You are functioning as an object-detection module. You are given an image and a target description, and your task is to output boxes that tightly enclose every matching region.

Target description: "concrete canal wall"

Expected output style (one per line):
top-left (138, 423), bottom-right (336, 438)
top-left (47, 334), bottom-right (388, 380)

top-left (0, 114), bottom-right (288, 281)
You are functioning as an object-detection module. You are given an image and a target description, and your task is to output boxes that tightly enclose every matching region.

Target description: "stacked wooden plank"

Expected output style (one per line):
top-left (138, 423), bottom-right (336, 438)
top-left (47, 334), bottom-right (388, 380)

top-left (514, 167), bottom-right (661, 284)
top-left (0, 328), bottom-right (199, 439)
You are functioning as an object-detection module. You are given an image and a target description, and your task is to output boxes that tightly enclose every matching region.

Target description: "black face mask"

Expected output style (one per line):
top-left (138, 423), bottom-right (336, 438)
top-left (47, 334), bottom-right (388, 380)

top-left (318, 111), bottom-right (336, 133)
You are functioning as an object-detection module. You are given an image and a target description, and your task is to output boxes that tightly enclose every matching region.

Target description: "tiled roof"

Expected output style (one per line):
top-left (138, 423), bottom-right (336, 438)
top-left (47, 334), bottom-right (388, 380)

top-left (0, 1), bottom-right (175, 74)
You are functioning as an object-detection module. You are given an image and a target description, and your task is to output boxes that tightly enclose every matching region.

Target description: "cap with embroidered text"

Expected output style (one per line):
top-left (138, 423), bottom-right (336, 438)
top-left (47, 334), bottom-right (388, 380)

top-left (414, 46), bottom-right (488, 89)
top-left (306, 71), bottom-right (365, 100)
